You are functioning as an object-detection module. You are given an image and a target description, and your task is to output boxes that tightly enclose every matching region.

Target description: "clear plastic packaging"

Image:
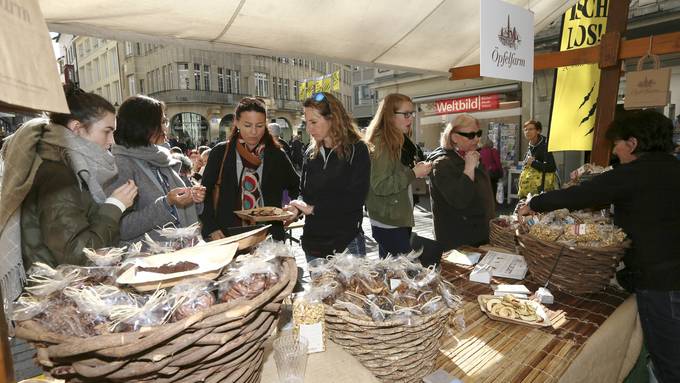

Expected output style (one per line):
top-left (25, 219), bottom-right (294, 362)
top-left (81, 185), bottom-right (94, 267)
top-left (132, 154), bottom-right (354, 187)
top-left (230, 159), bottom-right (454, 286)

top-left (156, 222), bottom-right (202, 249)
top-left (168, 279), bottom-right (216, 322)
top-left (24, 263), bottom-right (86, 297)
top-left (217, 255), bottom-right (281, 303)
top-left (109, 289), bottom-right (172, 332)
top-left (9, 294), bottom-right (49, 321)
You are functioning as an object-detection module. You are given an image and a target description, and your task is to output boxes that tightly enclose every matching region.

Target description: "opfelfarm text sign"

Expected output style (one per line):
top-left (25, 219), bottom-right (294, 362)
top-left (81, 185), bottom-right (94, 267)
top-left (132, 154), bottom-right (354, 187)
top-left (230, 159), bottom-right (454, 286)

top-left (434, 94), bottom-right (500, 115)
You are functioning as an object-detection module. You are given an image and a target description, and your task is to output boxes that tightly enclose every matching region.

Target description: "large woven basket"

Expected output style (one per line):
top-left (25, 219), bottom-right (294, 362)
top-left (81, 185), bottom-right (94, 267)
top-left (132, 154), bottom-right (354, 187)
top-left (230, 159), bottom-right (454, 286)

top-left (489, 218), bottom-right (518, 252)
top-left (516, 233), bottom-right (628, 295)
top-left (14, 257), bottom-right (297, 383)
top-left (324, 305), bottom-right (451, 383)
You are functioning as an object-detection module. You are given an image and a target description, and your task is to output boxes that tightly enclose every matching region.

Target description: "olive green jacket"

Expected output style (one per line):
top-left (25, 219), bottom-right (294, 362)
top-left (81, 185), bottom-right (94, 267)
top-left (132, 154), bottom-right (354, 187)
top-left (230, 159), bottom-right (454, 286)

top-left (21, 156), bottom-right (122, 269)
top-left (365, 143), bottom-right (416, 227)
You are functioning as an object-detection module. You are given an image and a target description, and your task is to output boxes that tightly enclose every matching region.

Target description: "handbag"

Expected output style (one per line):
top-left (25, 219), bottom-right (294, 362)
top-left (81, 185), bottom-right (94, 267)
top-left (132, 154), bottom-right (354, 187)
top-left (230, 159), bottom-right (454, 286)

top-left (624, 51), bottom-right (671, 110)
top-left (518, 166), bottom-right (557, 198)
top-left (211, 141), bottom-right (230, 211)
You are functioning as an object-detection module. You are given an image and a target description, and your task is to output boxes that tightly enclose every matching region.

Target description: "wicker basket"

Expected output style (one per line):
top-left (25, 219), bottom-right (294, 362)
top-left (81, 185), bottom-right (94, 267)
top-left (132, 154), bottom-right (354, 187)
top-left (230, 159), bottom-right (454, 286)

top-left (516, 233), bottom-right (628, 295)
top-left (489, 218), bottom-right (518, 252)
top-left (14, 257), bottom-right (297, 383)
top-left (324, 305), bottom-right (451, 383)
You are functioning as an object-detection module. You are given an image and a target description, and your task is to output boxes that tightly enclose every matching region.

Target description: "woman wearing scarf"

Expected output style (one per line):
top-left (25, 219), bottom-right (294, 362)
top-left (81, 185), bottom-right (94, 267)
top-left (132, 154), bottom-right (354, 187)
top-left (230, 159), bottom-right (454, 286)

top-left (107, 95), bottom-right (206, 243)
top-left (427, 114), bottom-right (495, 250)
top-left (200, 97), bottom-right (300, 241)
top-left (0, 85), bottom-right (138, 310)
top-left (365, 94), bottom-right (431, 258)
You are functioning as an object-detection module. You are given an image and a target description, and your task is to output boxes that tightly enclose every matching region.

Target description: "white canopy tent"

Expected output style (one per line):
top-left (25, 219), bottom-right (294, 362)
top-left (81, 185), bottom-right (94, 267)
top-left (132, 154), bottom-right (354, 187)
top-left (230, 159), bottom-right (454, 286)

top-left (40, 0), bottom-right (576, 74)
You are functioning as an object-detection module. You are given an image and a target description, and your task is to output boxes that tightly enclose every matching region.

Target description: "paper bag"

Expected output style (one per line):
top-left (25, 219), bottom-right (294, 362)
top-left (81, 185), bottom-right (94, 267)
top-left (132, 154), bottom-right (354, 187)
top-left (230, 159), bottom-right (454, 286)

top-left (624, 54), bottom-right (671, 110)
top-left (0, 0), bottom-right (68, 113)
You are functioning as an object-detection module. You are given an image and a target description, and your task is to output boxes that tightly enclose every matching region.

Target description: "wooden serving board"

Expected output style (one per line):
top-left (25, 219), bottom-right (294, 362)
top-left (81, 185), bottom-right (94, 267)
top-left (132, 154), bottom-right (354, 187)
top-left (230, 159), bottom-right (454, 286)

top-left (477, 295), bottom-right (552, 328)
top-left (234, 207), bottom-right (295, 222)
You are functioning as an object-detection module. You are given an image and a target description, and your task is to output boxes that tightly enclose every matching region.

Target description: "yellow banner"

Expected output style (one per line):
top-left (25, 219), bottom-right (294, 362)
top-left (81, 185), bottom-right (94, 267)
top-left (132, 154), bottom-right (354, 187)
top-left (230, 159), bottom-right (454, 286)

top-left (298, 82), bottom-right (306, 101)
top-left (332, 70), bottom-right (340, 91)
top-left (306, 80), bottom-right (315, 98)
top-left (548, 0), bottom-right (608, 152)
top-left (322, 76), bottom-right (332, 92)
top-left (314, 78), bottom-right (323, 93)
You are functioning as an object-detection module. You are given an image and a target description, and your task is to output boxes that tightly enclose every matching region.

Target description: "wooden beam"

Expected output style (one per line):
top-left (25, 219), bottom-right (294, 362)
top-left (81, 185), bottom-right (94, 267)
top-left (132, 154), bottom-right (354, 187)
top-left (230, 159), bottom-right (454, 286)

top-left (449, 31), bottom-right (680, 80)
top-left (591, 0), bottom-right (631, 166)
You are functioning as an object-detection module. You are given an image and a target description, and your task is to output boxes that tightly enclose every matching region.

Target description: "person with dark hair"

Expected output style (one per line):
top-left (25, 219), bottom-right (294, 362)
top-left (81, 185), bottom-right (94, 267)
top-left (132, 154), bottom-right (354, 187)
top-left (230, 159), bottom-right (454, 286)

top-left (427, 114), bottom-right (495, 250)
top-left (518, 119), bottom-right (557, 198)
top-left (268, 122), bottom-right (291, 159)
top-left (290, 134), bottom-right (304, 170)
top-left (107, 95), bottom-right (205, 243)
top-left (200, 97), bottom-right (299, 241)
top-left (365, 93), bottom-right (431, 258)
top-left (0, 84), bottom-right (138, 309)
top-left (284, 92), bottom-right (370, 259)
top-left (171, 152), bottom-right (195, 187)
top-left (519, 109), bottom-right (680, 383)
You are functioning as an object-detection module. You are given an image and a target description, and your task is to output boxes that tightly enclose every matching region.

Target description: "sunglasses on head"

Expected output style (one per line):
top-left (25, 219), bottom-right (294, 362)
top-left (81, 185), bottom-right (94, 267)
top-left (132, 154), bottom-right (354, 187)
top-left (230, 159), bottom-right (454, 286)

top-left (313, 92), bottom-right (326, 102)
top-left (455, 130), bottom-right (483, 139)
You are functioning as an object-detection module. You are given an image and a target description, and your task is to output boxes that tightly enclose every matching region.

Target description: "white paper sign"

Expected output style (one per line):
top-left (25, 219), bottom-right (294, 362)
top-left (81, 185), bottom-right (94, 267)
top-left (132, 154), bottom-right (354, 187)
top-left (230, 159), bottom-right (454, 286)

top-left (480, 0), bottom-right (534, 82)
top-left (299, 322), bottom-right (325, 353)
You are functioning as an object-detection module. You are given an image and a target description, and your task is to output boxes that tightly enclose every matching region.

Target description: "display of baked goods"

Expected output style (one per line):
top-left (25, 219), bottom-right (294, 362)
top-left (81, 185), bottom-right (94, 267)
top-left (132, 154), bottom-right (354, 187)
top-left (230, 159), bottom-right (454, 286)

top-left (234, 207), bottom-right (295, 222)
top-left (478, 294), bottom-right (551, 327)
top-left (523, 208), bottom-right (627, 247)
top-left (136, 261), bottom-right (199, 274)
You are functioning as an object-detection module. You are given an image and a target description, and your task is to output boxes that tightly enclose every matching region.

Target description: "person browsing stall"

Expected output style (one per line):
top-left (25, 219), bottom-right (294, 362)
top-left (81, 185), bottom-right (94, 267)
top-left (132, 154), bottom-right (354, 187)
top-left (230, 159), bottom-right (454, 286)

top-left (518, 120), bottom-right (557, 198)
top-left (427, 114), bottom-right (495, 250)
top-left (284, 92), bottom-right (370, 259)
top-left (365, 93), bottom-right (431, 258)
top-left (107, 95), bottom-right (205, 243)
top-left (200, 97), bottom-right (299, 241)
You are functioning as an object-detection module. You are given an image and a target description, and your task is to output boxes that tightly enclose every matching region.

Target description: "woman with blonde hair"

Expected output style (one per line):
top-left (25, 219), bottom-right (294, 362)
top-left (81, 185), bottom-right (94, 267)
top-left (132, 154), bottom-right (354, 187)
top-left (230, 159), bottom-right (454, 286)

top-left (427, 114), bottom-right (495, 250)
top-left (365, 93), bottom-right (431, 257)
top-left (285, 92), bottom-right (370, 259)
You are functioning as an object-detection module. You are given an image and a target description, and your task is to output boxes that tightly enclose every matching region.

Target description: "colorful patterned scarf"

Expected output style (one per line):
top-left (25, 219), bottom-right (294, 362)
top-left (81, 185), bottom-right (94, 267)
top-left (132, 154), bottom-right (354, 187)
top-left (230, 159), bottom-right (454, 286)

top-left (235, 135), bottom-right (265, 212)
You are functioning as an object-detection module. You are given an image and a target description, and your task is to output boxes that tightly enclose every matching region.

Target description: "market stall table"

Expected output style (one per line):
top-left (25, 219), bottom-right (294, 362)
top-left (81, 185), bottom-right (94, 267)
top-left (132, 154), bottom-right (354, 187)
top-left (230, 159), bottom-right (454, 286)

top-left (260, 248), bottom-right (641, 382)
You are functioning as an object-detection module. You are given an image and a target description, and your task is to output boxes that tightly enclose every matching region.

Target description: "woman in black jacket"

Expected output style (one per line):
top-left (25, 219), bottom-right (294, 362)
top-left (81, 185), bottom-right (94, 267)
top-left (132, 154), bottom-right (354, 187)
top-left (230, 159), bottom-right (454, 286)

top-left (519, 110), bottom-right (680, 383)
top-left (518, 120), bottom-right (557, 197)
top-left (200, 97), bottom-right (300, 241)
top-left (285, 92), bottom-right (370, 259)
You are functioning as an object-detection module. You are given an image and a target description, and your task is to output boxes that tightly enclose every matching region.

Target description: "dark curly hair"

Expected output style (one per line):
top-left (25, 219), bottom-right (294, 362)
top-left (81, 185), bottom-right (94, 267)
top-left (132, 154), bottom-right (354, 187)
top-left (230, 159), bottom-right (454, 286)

top-left (605, 109), bottom-right (674, 154)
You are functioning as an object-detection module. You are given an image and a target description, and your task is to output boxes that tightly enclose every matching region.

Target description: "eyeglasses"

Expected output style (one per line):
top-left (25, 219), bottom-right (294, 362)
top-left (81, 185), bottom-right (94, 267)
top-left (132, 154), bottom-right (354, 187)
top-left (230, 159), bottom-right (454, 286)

top-left (455, 130), bottom-right (483, 139)
top-left (395, 111), bottom-right (416, 118)
top-left (313, 92), bottom-right (326, 102)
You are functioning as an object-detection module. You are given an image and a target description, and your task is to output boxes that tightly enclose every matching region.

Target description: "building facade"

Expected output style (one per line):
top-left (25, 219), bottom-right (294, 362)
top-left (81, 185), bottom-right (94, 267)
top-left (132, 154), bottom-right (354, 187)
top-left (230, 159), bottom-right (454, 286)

top-left (61, 37), bottom-right (354, 147)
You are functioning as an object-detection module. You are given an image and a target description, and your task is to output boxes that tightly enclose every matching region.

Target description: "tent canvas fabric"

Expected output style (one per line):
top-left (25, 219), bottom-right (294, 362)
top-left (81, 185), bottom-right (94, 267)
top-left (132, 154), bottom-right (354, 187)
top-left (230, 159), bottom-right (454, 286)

top-left (39, 0), bottom-right (577, 74)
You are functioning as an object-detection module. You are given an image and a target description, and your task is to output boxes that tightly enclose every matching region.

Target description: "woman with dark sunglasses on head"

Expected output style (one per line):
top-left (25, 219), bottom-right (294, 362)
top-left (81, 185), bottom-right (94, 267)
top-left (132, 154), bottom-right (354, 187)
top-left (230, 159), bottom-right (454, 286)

top-left (284, 92), bottom-right (370, 260)
top-left (200, 97), bottom-right (299, 241)
top-left (426, 114), bottom-right (495, 250)
top-left (365, 93), bottom-right (431, 258)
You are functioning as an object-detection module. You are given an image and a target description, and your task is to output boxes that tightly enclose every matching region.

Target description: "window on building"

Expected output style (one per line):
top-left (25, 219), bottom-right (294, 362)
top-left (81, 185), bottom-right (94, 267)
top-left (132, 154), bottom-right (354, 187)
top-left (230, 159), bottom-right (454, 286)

top-left (254, 72), bottom-right (268, 97)
top-left (101, 54), bottom-right (108, 77)
top-left (272, 77), bottom-right (278, 99)
top-left (194, 64), bottom-right (201, 90)
top-left (103, 85), bottom-right (110, 103)
top-left (135, 43), bottom-right (142, 56)
top-left (217, 67), bottom-right (224, 93)
top-left (85, 63), bottom-right (92, 86)
top-left (283, 79), bottom-right (290, 100)
top-left (178, 63), bottom-right (189, 90)
top-left (277, 78), bottom-right (284, 100)
top-left (128, 74), bottom-right (136, 95)
top-left (93, 58), bottom-right (100, 83)
top-left (112, 81), bottom-right (120, 104)
top-left (225, 69), bottom-right (233, 93)
top-left (354, 86), bottom-right (360, 105)
top-left (233, 70), bottom-right (241, 94)
top-left (125, 41), bottom-right (133, 57)
top-left (203, 65), bottom-right (210, 91)
top-left (156, 69), bottom-right (161, 92)
top-left (109, 51), bottom-right (117, 75)
top-left (293, 81), bottom-right (299, 100)
top-left (162, 65), bottom-right (168, 91)
top-left (93, 39), bottom-right (99, 49)
top-left (139, 78), bottom-right (145, 94)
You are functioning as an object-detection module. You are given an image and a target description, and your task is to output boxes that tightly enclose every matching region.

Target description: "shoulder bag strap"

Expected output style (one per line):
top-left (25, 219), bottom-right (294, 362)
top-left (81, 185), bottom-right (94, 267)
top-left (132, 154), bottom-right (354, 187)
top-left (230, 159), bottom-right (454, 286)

top-left (212, 141), bottom-right (231, 211)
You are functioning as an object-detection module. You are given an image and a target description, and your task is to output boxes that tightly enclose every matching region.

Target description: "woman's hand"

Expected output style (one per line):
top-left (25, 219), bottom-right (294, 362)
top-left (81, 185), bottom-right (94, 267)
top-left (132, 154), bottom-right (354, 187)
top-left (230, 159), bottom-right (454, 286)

top-left (517, 203), bottom-right (535, 216)
top-left (413, 161), bottom-right (432, 178)
top-left (526, 156), bottom-right (535, 167)
top-left (209, 229), bottom-right (225, 241)
top-left (282, 204), bottom-right (300, 226)
top-left (288, 200), bottom-right (314, 216)
top-left (463, 151), bottom-right (480, 181)
top-left (167, 187), bottom-right (193, 208)
top-left (110, 180), bottom-right (138, 209)
top-left (190, 185), bottom-right (206, 203)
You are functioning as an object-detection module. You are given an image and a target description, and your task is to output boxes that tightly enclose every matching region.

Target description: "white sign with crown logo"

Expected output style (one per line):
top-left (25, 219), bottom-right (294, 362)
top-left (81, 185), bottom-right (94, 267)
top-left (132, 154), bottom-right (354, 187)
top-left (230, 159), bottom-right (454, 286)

top-left (480, 0), bottom-right (534, 82)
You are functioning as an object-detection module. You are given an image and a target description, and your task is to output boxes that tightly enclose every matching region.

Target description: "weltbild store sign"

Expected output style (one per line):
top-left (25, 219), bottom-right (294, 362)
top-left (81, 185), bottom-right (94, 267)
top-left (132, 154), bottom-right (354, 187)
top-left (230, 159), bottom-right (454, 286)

top-left (480, 0), bottom-right (534, 82)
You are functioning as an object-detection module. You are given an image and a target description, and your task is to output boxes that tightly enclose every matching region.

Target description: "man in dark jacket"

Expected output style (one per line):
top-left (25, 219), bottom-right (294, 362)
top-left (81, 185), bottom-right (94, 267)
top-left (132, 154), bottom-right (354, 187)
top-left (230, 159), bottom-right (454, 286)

top-left (519, 110), bottom-right (680, 383)
top-left (290, 135), bottom-right (304, 170)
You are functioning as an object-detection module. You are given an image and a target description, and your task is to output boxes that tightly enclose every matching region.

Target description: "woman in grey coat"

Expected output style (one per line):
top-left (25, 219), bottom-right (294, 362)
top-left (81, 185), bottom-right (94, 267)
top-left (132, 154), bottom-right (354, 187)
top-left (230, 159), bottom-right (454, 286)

top-left (107, 95), bottom-right (206, 243)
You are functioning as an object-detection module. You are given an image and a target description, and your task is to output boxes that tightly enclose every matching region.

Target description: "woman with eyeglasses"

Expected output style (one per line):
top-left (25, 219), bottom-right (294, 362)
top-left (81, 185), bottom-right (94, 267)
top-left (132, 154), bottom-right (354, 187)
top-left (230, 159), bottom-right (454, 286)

top-left (518, 119), bottom-right (557, 198)
top-left (107, 95), bottom-right (206, 243)
top-left (285, 92), bottom-right (370, 259)
top-left (427, 114), bottom-right (495, 250)
top-left (365, 93), bottom-right (431, 258)
top-left (200, 97), bottom-right (300, 241)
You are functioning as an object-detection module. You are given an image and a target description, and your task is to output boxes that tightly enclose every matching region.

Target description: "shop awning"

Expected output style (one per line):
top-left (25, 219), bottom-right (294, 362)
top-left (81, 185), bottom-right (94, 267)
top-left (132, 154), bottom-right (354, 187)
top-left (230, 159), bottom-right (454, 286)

top-left (39, 0), bottom-right (576, 74)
